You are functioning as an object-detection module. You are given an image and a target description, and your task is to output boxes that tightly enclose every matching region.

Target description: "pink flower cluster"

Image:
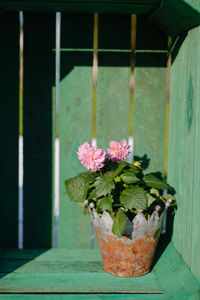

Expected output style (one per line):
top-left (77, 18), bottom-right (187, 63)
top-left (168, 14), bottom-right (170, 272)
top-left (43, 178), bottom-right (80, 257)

top-left (78, 139), bottom-right (131, 171)
top-left (78, 142), bottom-right (106, 171)
top-left (107, 139), bottom-right (131, 162)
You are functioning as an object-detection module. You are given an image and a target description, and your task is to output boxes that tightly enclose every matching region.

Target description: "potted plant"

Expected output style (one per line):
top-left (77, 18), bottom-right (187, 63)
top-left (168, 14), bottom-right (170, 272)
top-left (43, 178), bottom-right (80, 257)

top-left (65, 139), bottom-right (175, 277)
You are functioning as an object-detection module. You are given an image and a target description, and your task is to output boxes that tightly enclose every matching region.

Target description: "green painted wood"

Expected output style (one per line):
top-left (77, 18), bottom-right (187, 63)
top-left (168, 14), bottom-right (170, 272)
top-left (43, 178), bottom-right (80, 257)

top-left (0, 245), bottom-right (199, 297)
top-left (167, 26), bottom-right (200, 274)
top-left (59, 14), bottom-right (93, 248)
top-left (0, 249), bottom-right (101, 261)
top-left (97, 14), bottom-right (130, 150)
top-left (0, 1), bottom-right (160, 14)
top-left (184, 0), bottom-right (200, 11)
top-left (0, 272), bottom-right (161, 293)
top-left (191, 26), bottom-right (200, 284)
top-left (0, 250), bottom-right (162, 293)
top-left (133, 17), bottom-right (167, 173)
top-left (23, 13), bottom-right (55, 248)
top-left (0, 294), bottom-right (166, 300)
top-left (0, 295), bottom-right (165, 300)
top-left (149, 0), bottom-right (200, 37)
top-left (153, 242), bottom-right (200, 299)
top-left (0, 12), bottom-right (19, 248)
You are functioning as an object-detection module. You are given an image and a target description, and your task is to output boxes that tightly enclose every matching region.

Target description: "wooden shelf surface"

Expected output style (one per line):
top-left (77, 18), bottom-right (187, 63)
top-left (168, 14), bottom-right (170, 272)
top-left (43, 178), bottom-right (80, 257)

top-left (0, 242), bottom-right (199, 299)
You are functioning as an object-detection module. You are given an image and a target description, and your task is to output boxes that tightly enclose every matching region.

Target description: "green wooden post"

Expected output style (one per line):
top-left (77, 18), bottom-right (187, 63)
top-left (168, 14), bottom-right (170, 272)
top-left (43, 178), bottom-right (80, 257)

top-left (0, 12), bottom-right (19, 248)
top-left (59, 14), bottom-right (93, 248)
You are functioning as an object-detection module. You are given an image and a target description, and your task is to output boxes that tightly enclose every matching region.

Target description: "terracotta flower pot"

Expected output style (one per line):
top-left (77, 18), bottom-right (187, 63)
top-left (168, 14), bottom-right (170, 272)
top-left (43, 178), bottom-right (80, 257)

top-left (91, 200), bottom-right (171, 277)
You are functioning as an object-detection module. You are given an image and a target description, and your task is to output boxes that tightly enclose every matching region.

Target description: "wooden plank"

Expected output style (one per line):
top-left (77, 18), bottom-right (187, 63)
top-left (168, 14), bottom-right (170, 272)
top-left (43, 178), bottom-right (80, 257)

top-left (0, 295), bottom-right (165, 300)
top-left (0, 12), bottom-right (19, 248)
top-left (191, 26), bottom-right (200, 284)
top-left (0, 259), bottom-right (104, 274)
top-left (133, 17), bottom-right (167, 173)
top-left (0, 249), bottom-right (162, 294)
top-left (153, 242), bottom-right (200, 299)
top-left (0, 1), bottom-right (160, 14)
top-left (0, 249), bottom-right (101, 261)
top-left (59, 14), bottom-right (93, 248)
top-left (0, 273), bottom-right (161, 293)
top-left (23, 13), bottom-right (55, 248)
top-left (1, 245), bottom-right (199, 297)
top-left (97, 14), bottom-right (130, 150)
top-left (167, 26), bottom-right (200, 270)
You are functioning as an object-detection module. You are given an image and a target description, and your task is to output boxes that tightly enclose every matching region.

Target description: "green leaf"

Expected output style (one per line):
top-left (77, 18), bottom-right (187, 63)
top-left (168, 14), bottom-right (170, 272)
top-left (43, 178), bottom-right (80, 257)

top-left (147, 193), bottom-right (156, 206)
top-left (79, 171), bottom-right (98, 184)
top-left (87, 188), bottom-right (97, 200)
top-left (163, 193), bottom-right (175, 201)
top-left (105, 161), bottom-right (128, 178)
top-left (94, 176), bottom-right (115, 197)
top-left (112, 209), bottom-right (127, 238)
top-left (143, 174), bottom-right (168, 189)
top-left (97, 195), bottom-right (113, 212)
top-left (120, 172), bottom-right (141, 184)
top-left (120, 186), bottom-right (147, 210)
top-left (129, 166), bottom-right (141, 174)
top-left (65, 174), bottom-right (89, 202)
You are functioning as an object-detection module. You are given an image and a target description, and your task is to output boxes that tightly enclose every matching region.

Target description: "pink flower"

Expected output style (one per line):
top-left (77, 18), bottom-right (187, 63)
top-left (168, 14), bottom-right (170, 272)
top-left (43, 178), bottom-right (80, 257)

top-left (77, 142), bottom-right (106, 171)
top-left (107, 139), bottom-right (131, 162)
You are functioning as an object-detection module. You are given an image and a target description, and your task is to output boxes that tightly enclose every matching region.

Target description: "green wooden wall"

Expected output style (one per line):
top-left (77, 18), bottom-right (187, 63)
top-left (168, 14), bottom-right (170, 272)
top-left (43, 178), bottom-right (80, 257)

top-left (59, 14), bottom-right (168, 248)
top-left (168, 25), bottom-right (200, 283)
top-left (0, 12), bottom-right (168, 250)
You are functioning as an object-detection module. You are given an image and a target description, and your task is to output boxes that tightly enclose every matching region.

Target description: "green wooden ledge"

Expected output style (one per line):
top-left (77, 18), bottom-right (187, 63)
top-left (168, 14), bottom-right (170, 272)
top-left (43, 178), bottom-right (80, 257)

top-left (0, 242), bottom-right (199, 299)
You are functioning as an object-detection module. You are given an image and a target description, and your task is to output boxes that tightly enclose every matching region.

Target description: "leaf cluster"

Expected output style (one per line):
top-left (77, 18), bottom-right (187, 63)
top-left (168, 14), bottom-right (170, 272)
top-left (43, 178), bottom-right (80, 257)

top-left (65, 160), bottom-right (175, 237)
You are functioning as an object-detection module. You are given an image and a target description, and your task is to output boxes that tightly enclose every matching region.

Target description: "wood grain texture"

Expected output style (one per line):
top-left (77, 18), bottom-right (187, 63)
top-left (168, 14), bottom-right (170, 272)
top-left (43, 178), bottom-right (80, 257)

top-left (97, 14), bottom-right (130, 150)
top-left (168, 26), bottom-right (200, 281)
top-left (0, 250), bottom-right (162, 293)
top-left (153, 242), bottom-right (200, 300)
top-left (59, 14), bottom-right (93, 248)
top-left (0, 245), bottom-right (199, 297)
top-left (23, 13), bottom-right (54, 248)
top-left (133, 17), bottom-right (167, 174)
top-left (0, 12), bottom-right (19, 248)
top-left (190, 26), bottom-right (200, 283)
top-left (0, 273), bottom-right (161, 293)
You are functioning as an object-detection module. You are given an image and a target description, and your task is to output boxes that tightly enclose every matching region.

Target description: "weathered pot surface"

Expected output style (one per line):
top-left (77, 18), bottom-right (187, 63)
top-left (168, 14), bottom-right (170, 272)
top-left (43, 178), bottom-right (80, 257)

top-left (91, 199), bottom-right (172, 277)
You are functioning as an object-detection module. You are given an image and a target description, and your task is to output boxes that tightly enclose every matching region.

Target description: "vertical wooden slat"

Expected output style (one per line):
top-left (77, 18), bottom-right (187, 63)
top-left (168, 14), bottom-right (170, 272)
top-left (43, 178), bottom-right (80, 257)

top-left (59, 14), bottom-right (93, 248)
top-left (97, 14), bottom-right (131, 150)
top-left (0, 12), bottom-right (19, 248)
top-left (23, 13), bottom-right (54, 248)
top-left (168, 26), bottom-right (200, 280)
top-left (134, 17), bottom-right (167, 173)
